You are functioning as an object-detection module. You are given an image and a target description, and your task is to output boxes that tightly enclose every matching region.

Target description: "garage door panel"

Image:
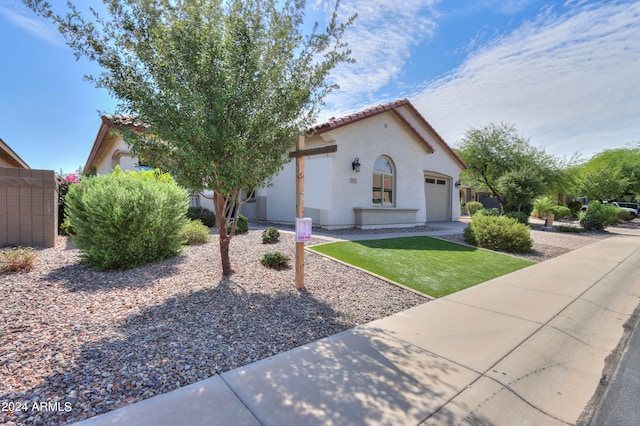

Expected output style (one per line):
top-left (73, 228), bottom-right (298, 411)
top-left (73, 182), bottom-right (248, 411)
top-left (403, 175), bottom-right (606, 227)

top-left (425, 177), bottom-right (450, 221)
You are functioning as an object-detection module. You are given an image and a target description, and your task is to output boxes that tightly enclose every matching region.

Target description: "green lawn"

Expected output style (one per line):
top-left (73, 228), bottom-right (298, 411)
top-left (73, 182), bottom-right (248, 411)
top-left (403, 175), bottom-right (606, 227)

top-left (309, 236), bottom-right (534, 298)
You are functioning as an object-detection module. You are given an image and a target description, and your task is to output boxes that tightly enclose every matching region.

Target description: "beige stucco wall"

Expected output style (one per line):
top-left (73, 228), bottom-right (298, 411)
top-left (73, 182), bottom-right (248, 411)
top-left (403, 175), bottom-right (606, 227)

top-left (245, 106), bottom-right (463, 228)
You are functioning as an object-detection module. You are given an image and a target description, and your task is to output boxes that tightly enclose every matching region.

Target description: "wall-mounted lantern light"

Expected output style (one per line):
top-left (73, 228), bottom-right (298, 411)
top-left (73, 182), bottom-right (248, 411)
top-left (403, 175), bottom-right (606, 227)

top-left (352, 157), bottom-right (361, 172)
top-left (455, 180), bottom-right (461, 188)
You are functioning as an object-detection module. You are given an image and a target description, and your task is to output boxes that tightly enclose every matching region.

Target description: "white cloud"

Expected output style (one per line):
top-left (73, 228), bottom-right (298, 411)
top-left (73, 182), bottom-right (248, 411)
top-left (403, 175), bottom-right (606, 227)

top-left (412, 1), bottom-right (640, 158)
top-left (320, 0), bottom-right (440, 114)
top-left (0, 4), bottom-right (64, 46)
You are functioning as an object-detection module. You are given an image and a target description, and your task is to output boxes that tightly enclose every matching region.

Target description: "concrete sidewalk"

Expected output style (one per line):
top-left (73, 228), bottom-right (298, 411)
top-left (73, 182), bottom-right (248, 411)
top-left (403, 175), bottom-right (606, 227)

top-left (77, 225), bottom-right (640, 425)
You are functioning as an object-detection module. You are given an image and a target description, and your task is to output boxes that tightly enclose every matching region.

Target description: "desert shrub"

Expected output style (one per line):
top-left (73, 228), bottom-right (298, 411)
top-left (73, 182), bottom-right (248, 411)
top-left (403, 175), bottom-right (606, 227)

top-left (462, 225), bottom-right (477, 246)
top-left (261, 252), bottom-right (290, 270)
top-left (0, 247), bottom-right (35, 273)
top-left (568, 200), bottom-right (583, 216)
top-left (466, 201), bottom-right (483, 216)
top-left (464, 215), bottom-right (533, 253)
top-left (532, 196), bottom-right (554, 218)
top-left (66, 167), bottom-right (188, 271)
top-left (549, 205), bottom-right (571, 220)
top-left (227, 214), bottom-right (249, 235)
top-left (556, 225), bottom-right (582, 233)
top-left (261, 227), bottom-right (280, 244)
top-left (181, 220), bottom-right (210, 245)
top-left (475, 208), bottom-right (500, 217)
top-left (186, 206), bottom-right (216, 227)
top-left (615, 207), bottom-right (630, 221)
top-left (579, 201), bottom-right (619, 230)
top-left (506, 211), bottom-right (529, 224)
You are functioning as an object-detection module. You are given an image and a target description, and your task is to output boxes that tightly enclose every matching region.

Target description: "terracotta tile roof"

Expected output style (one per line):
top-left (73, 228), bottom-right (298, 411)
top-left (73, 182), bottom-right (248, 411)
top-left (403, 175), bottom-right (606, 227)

top-left (84, 115), bottom-right (149, 174)
top-left (309, 99), bottom-right (466, 169)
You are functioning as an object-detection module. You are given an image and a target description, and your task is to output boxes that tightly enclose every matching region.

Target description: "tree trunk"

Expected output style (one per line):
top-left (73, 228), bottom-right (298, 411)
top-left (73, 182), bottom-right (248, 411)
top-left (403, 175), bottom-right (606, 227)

top-left (213, 191), bottom-right (233, 276)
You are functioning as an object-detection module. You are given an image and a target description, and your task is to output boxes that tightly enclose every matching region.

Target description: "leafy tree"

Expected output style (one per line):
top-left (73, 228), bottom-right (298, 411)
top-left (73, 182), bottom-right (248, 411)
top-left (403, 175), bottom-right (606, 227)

top-left (578, 145), bottom-right (640, 200)
top-left (578, 166), bottom-right (629, 202)
top-left (457, 123), bottom-right (561, 213)
top-left (27, 0), bottom-right (355, 276)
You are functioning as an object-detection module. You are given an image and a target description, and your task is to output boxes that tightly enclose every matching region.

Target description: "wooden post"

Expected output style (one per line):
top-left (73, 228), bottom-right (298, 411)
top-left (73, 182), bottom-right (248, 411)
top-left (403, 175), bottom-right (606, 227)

top-left (288, 137), bottom-right (337, 289)
top-left (295, 135), bottom-right (305, 289)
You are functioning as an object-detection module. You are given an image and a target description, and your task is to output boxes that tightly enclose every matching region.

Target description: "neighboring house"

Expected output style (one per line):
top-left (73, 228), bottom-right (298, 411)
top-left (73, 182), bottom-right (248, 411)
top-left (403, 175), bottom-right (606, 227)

top-left (84, 115), bottom-right (212, 207)
top-left (85, 99), bottom-right (466, 229)
top-left (84, 116), bottom-right (143, 175)
top-left (0, 137), bottom-right (30, 169)
top-left (242, 99), bottom-right (467, 229)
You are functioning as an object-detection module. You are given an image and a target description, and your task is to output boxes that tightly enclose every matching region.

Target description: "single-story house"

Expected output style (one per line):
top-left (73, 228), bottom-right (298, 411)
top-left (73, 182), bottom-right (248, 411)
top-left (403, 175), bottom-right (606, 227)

top-left (0, 137), bottom-right (30, 169)
top-left (84, 116), bottom-right (144, 175)
top-left (241, 99), bottom-right (466, 229)
top-left (84, 99), bottom-right (466, 229)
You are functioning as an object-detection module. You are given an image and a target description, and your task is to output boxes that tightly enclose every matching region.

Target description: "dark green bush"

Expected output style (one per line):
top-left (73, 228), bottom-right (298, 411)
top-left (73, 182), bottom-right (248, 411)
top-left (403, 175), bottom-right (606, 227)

top-left (227, 214), bottom-right (249, 235)
top-left (568, 200), bottom-right (583, 216)
top-left (466, 201), bottom-right (483, 216)
top-left (463, 225), bottom-right (477, 246)
top-left (475, 208), bottom-right (500, 217)
top-left (66, 167), bottom-right (188, 271)
top-left (464, 215), bottom-right (533, 253)
top-left (579, 202), bottom-right (620, 230)
top-left (261, 252), bottom-right (290, 270)
top-left (181, 220), bottom-right (211, 245)
top-left (262, 227), bottom-right (280, 244)
top-left (549, 205), bottom-right (571, 220)
top-left (59, 217), bottom-right (76, 236)
top-left (506, 211), bottom-right (529, 224)
top-left (186, 206), bottom-right (216, 227)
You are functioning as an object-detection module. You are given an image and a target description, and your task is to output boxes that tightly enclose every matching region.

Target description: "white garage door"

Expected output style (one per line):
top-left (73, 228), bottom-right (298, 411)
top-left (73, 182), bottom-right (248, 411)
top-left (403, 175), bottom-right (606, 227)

top-left (425, 177), bottom-right (450, 221)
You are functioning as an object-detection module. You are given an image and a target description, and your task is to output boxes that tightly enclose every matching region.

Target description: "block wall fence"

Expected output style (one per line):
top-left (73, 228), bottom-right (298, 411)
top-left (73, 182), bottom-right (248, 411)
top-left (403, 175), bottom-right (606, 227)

top-left (0, 167), bottom-right (58, 248)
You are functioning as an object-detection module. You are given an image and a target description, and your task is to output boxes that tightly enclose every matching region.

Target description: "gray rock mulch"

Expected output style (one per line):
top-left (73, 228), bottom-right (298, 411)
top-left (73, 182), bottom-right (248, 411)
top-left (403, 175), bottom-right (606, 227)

top-left (0, 231), bottom-right (426, 425)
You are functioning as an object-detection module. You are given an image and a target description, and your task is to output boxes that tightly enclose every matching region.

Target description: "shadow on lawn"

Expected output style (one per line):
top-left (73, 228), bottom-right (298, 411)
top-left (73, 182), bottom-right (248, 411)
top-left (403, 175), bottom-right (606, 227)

top-left (2, 277), bottom-right (362, 424)
top-left (352, 236), bottom-right (477, 252)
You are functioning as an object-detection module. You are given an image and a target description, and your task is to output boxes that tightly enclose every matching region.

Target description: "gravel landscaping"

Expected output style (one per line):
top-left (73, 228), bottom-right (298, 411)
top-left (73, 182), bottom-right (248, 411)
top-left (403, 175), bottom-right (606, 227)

top-left (0, 221), bottom-right (624, 425)
top-left (1, 231), bottom-right (427, 425)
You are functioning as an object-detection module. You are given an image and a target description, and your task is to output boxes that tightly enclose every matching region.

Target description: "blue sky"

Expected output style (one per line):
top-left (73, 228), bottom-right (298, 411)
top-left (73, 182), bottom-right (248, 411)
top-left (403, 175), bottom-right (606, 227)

top-left (1, 0), bottom-right (639, 173)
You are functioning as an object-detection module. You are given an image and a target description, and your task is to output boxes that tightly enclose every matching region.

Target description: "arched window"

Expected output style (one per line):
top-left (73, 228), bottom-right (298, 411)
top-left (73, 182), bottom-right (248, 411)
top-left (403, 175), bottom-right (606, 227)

top-left (372, 156), bottom-right (395, 206)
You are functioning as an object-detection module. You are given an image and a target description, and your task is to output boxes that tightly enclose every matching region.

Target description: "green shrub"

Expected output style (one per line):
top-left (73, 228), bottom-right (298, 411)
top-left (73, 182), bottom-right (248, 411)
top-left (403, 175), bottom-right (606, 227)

top-left (466, 201), bottom-right (483, 216)
top-left (506, 211), bottom-right (529, 224)
top-left (568, 200), bottom-right (583, 216)
top-left (66, 167), bottom-right (188, 271)
top-left (549, 205), bottom-right (571, 220)
top-left (579, 201), bottom-right (620, 230)
top-left (464, 215), bottom-right (533, 253)
top-left (1, 247), bottom-right (35, 273)
top-left (532, 196), bottom-right (554, 218)
top-left (556, 225), bottom-right (582, 233)
top-left (616, 207), bottom-right (630, 221)
top-left (463, 225), bottom-right (477, 246)
top-left (261, 227), bottom-right (280, 244)
top-left (181, 220), bottom-right (211, 245)
top-left (261, 252), bottom-right (290, 270)
top-left (59, 217), bottom-right (76, 236)
top-left (227, 214), bottom-right (249, 235)
top-left (186, 206), bottom-right (216, 227)
top-left (475, 208), bottom-right (500, 217)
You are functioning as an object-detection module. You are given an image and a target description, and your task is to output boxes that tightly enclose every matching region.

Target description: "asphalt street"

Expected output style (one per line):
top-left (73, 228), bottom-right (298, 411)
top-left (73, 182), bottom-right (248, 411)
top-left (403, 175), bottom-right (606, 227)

top-left (587, 304), bottom-right (640, 425)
